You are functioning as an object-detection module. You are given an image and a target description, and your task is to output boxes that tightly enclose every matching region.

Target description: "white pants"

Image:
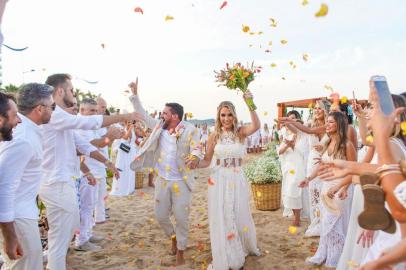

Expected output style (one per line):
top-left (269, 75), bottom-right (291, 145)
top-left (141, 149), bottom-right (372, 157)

top-left (75, 179), bottom-right (95, 246)
top-left (39, 182), bottom-right (79, 270)
top-left (154, 177), bottom-right (192, 250)
top-left (94, 177), bottom-right (107, 223)
top-left (1, 218), bottom-right (43, 270)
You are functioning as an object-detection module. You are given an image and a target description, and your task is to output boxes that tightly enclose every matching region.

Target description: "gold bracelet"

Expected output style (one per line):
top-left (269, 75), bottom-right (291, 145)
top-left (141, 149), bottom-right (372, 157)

top-left (379, 170), bottom-right (403, 181)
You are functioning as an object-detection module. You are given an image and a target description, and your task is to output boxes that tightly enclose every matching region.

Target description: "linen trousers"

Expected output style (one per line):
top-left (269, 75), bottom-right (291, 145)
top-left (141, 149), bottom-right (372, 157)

top-left (154, 176), bottom-right (192, 250)
top-left (1, 218), bottom-right (43, 270)
top-left (76, 179), bottom-right (95, 246)
top-left (39, 182), bottom-right (79, 270)
top-left (94, 177), bottom-right (107, 223)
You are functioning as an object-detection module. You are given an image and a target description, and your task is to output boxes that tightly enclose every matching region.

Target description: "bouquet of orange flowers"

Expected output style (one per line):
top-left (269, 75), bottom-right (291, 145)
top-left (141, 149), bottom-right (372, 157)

top-left (214, 62), bottom-right (261, 111)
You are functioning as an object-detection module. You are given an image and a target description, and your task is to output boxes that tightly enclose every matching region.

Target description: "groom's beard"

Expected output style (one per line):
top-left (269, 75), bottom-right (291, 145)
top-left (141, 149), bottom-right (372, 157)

top-left (63, 95), bottom-right (74, 108)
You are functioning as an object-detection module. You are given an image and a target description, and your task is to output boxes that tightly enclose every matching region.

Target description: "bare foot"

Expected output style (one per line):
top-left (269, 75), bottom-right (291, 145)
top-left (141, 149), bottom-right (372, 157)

top-left (291, 220), bottom-right (301, 227)
top-left (176, 250), bottom-right (185, 266)
top-left (170, 237), bottom-right (177, 255)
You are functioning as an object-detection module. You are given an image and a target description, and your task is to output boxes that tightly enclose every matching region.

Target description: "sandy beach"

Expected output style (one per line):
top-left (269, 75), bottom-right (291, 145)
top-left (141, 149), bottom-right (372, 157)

top-left (67, 154), bottom-right (326, 270)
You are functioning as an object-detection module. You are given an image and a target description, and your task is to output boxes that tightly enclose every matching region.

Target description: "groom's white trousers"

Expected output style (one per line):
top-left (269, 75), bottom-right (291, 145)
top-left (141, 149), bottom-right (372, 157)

top-left (154, 176), bottom-right (192, 251)
top-left (76, 178), bottom-right (95, 246)
top-left (39, 182), bottom-right (79, 270)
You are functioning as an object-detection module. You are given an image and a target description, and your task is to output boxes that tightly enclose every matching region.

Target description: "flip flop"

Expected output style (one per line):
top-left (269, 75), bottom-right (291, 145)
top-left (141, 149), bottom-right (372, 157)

top-left (358, 173), bottom-right (390, 231)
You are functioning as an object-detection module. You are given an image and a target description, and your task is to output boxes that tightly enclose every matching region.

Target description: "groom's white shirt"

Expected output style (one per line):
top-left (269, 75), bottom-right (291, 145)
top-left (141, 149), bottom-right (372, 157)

top-left (129, 95), bottom-right (203, 190)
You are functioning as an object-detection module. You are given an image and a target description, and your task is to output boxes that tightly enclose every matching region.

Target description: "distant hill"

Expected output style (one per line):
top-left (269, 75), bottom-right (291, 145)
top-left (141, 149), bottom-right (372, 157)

top-left (186, 119), bottom-right (215, 126)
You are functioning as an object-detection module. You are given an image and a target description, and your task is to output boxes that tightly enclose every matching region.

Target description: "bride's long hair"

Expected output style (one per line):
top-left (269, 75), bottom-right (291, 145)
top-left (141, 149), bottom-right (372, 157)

top-left (214, 101), bottom-right (242, 142)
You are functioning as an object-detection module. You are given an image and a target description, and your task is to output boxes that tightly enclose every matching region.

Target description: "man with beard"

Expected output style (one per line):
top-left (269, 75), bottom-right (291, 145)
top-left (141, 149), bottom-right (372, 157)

top-left (128, 78), bottom-right (202, 265)
top-left (39, 74), bottom-right (143, 270)
top-left (0, 91), bottom-right (21, 141)
top-left (0, 84), bottom-right (53, 269)
top-left (0, 91), bottom-right (22, 263)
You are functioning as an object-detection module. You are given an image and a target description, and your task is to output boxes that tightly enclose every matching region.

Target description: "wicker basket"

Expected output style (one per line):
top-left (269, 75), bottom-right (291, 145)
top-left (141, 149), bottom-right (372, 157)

top-left (135, 172), bottom-right (145, 189)
top-left (251, 182), bottom-right (281, 211)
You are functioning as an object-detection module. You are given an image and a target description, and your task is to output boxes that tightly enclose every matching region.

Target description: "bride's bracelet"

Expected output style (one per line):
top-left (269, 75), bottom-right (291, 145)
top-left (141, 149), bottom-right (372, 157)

top-left (375, 164), bottom-right (404, 181)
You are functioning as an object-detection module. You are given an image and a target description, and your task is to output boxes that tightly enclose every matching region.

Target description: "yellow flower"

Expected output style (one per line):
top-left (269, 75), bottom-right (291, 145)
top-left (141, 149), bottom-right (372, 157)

top-left (165, 15), bottom-right (174, 21)
top-left (366, 135), bottom-right (374, 144)
top-left (242, 25), bottom-right (250, 33)
top-left (400, 121), bottom-right (406, 131)
top-left (341, 96), bottom-right (348, 104)
top-left (243, 71), bottom-right (250, 78)
top-left (289, 169), bottom-right (295, 175)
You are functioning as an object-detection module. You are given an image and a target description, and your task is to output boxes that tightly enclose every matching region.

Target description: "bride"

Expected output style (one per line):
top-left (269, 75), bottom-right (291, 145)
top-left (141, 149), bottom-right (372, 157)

top-left (195, 92), bottom-right (261, 270)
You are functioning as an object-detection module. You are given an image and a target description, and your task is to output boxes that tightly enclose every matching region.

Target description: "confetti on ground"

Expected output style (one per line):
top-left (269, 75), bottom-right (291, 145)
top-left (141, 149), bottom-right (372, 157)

top-left (219, 1), bottom-right (227, 10)
top-left (288, 226), bottom-right (298, 235)
top-left (315, 3), bottom-right (328, 17)
top-left (134, 7), bottom-right (144, 14)
top-left (165, 15), bottom-right (174, 21)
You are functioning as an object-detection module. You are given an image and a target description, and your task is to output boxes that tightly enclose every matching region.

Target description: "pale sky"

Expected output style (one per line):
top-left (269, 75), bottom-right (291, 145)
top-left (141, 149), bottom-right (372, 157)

top-left (2, 0), bottom-right (406, 124)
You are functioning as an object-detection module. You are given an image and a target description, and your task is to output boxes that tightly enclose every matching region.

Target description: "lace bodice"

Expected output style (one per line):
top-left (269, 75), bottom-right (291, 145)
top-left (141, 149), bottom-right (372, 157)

top-left (213, 132), bottom-right (246, 160)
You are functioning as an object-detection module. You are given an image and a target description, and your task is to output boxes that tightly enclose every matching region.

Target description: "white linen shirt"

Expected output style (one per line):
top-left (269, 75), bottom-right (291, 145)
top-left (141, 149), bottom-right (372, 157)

top-left (41, 105), bottom-right (102, 187)
top-left (75, 128), bottom-right (107, 178)
top-left (156, 130), bottom-right (182, 181)
top-left (0, 114), bottom-right (43, 222)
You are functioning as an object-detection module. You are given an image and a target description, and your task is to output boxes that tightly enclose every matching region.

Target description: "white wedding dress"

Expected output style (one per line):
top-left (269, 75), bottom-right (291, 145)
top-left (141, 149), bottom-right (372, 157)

top-left (306, 151), bottom-right (347, 268)
top-left (207, 133), bottom-right (260, 270)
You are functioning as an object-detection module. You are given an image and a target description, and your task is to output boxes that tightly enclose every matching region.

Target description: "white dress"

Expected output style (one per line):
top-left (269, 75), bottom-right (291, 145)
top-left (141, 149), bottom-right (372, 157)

top-left (280, 133), bottom-right (306, 210)
top-left (207, 134), bottom-right (260, 270)
top-left (110, 130), bottom-right (137, 196)
top-left (304, 134), bottom-right (327, 237)
top-left (307, 151), bottom-right (347, 268)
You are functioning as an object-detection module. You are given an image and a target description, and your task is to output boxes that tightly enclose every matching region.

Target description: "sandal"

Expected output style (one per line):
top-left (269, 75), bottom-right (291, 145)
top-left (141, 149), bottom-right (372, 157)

top-left (358, 173), bottom-right (391, 231)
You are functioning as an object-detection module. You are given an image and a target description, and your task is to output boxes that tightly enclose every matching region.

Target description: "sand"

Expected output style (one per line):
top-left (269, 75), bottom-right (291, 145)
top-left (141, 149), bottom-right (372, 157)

top-left (67, 154), bottom-right (327, 270)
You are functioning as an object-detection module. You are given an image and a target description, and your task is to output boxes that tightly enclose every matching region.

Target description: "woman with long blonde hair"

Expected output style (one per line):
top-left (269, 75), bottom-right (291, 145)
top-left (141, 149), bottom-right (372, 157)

top-left (196, 92), bottom-right (261, 270)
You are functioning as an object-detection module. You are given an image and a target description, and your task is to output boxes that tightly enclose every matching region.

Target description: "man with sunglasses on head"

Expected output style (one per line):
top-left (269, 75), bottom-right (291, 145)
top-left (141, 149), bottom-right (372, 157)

top-left (0, 83), bottom-right (53, 270)
top-left (39, 74), bottom-right (143, 270)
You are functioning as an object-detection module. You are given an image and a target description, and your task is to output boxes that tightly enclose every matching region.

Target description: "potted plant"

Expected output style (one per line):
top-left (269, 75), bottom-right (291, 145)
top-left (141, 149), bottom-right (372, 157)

top-left (244, 144), bottom-right (282, 210)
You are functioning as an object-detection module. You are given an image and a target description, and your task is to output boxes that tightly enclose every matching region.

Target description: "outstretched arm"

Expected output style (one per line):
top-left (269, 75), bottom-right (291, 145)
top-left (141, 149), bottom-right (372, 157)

top-left (128, 78), bottom-right (159, 129)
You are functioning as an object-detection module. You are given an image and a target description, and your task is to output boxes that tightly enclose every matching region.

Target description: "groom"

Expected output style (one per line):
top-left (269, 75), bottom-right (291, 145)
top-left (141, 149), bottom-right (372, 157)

top-left (129, 78), bottom-right (202, 265)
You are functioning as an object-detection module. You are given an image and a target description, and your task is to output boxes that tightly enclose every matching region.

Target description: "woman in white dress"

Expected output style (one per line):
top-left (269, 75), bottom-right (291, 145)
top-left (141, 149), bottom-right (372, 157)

top-left (282, 100), bottom-right (329, 236)
top-left (278, 110), bottom-right (307, 226)
top-left (261, 123), bottom-right (270, 148)
top-left (196, 93), bottom-right (260, 270)
top-left (110, 122), bottom-right (137, 196)
top-left (299, 111), bottom-right (357, 268)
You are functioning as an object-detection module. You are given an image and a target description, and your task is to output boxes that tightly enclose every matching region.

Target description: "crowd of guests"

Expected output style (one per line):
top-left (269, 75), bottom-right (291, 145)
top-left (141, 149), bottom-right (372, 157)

top-left (0, 74), bottom-right (405, 270)
top-left (276, 84), bottom-right (406, 269)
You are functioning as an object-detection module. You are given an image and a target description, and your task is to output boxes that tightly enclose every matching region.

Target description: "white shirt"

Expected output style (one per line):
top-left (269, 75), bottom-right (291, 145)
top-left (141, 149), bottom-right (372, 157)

top-left (156, 130), bottom-right (182, 181)
top-left (41, 105), bottom-right (102, 187)
top-left (75, 128), bottom-right (107, 178)
top-left (0, 114), bottom-right (43, 221)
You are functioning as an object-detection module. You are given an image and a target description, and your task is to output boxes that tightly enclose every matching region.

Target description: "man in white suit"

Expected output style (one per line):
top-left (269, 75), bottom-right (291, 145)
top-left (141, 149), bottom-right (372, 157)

top-left (129, 78), bottom-right (202, 265)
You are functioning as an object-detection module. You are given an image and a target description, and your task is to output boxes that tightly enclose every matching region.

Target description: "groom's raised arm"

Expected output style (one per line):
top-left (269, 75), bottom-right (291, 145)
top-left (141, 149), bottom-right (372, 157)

top-left (128, 78), bottom-right (159, 129)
